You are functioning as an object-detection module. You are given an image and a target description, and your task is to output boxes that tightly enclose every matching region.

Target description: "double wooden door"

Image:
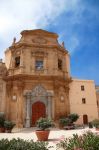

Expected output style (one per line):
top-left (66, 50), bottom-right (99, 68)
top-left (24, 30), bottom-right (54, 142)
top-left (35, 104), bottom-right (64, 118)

top-left (32, 101), bottom-right (46, 125)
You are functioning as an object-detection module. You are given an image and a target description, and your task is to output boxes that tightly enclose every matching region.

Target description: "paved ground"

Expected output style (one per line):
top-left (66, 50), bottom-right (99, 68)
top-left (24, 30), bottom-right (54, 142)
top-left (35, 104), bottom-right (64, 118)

top-left (0, 127), bottom-right (98, 150)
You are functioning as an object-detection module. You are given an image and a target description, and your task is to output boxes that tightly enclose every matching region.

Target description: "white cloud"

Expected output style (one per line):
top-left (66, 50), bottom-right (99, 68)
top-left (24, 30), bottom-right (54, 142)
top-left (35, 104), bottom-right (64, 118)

top-left (67, 36), bottom-right (79, 54)
top-left (0, 0), bottom-right (67, 34)
top-left (0, 0), bottom-right (71, 58)
top-left (0, 0), bottom-right (88, 58)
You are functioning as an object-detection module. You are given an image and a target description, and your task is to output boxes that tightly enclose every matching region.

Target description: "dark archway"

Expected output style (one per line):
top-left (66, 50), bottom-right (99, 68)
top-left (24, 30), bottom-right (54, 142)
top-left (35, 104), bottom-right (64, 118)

top-left (32, 101), bottom-right (46, 125)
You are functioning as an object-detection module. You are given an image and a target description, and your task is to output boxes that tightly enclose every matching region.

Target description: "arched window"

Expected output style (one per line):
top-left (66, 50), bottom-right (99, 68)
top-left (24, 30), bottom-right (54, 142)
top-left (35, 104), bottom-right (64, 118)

top-left (58, 59), bottom-right (62, 70)
top-left (35, 60), bottom-right (43, 70)
top-left (15, 56), bottom-right (20, 67)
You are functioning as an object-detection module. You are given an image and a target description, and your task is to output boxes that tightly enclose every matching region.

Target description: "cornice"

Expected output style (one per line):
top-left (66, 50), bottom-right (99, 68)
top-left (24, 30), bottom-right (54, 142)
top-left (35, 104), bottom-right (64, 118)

top-left (4, 74), bottom-right (71, 82)
top-left (8, 43), bottom-right (68, 54)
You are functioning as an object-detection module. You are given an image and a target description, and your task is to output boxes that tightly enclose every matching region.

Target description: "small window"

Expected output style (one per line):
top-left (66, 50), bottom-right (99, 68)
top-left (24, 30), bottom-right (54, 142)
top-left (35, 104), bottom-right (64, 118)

top-left (58, 59), bottom-right (62, 70)
top-left (15, 56), bottom-right (20, 67)
top-left (35, 60), bottom-right (43, 70)
top-left (82, 98), bottom-right (86, 104)
top-left (81, 85), bottom-right (85, 91)
top-left (97, 100), bottom-right (99, 106)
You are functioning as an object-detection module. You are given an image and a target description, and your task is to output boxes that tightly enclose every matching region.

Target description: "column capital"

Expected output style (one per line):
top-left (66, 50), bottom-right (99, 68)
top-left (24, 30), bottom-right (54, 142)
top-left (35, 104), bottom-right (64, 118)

top-left (26, 94), bottom-right (31, 100)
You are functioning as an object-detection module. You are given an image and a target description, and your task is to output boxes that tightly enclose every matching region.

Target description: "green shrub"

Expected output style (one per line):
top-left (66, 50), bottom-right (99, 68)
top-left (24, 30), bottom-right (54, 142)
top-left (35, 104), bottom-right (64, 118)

top-left (0, 139), bottom-right (10, 150)
top-left (59, 113), bottom-right (79, 127)
top-left (36, 118), bottom-right (54, 130)
top-left (68, 113), bottom-right (79, 124)
top-left (4, 121), bottom-right (15, 130)
top-left (0, 138), bottom-right (50, 150)
top-left (88, 122), bottom-right (93, 128)
top-left (56, 131), bottom-right (99, 150)
top-left (59, 118), bottom-right (71, 126)
top-left (0, 112), bottom-right (5, 127)
top-left (92, 119), bottom-right (99, 128)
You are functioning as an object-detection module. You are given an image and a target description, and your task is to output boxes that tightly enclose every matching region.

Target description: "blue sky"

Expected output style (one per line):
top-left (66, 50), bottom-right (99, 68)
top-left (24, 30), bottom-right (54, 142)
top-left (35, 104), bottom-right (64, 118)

top-left (0, 0), bottom-right (99, 84)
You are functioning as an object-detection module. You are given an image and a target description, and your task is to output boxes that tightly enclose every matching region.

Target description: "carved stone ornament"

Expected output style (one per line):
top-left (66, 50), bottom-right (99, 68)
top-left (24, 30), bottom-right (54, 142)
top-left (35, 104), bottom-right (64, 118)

top-left (60, 95), bottom-right (65, 102)
top-left (32, 36), bottom-right (47, 44)
top-left (32, 84), bottom-right (48, 97)
top-left (0, 67), bottom-right (7, 76)
top-left (31, 50), bottom-right (48, 57)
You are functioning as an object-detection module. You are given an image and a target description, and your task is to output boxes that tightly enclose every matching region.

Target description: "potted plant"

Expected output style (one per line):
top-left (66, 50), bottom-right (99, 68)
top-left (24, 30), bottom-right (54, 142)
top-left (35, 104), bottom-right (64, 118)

top-left (88, 122), bottom-right (93, 128)
top-left (4, 120), bottom-right (15, 133)
top-left (0, 112), bottom-right (5, 133)
top-left (92, 119), bottom-right (99, 131)
top-left (59, 117), bottom-right (71, 129)
top-left (68, 113), bottom-right (79, 124)
top-left (35, 117), bottom-right (54, 141)
top-left (59, 113), bottom-right (79, 130)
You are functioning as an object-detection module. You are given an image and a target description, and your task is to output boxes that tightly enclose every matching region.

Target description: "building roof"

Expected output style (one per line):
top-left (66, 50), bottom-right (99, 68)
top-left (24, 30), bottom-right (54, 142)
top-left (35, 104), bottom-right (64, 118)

top-left (21, 29), bottom-right (58, 38)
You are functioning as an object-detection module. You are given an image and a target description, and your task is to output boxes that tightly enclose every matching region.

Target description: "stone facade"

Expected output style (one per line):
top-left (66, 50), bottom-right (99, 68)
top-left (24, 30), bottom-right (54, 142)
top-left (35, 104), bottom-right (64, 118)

top-left (0, 60), bottom-right (7, 112)
top-left (0, 29), bottom-right (98, 127)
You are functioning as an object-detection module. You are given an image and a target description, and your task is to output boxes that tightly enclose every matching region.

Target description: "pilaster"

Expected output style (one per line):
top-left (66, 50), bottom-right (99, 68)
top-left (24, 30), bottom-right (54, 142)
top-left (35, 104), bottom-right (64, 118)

top-left (25, 94), bottom-right (31, 127)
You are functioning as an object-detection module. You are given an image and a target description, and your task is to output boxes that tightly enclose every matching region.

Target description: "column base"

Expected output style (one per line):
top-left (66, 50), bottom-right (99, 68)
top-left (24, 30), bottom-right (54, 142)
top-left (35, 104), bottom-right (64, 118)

top-left (25, 118), bottom-right (30, 128)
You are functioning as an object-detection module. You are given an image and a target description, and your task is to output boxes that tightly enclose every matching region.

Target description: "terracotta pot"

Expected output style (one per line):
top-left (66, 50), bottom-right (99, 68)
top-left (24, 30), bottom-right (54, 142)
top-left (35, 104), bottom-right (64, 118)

top-left (36, 130), bottom-right (50, 141)
top-left (0, 127), bottom-right (5, 133)
top-left (59, 123), bottom-right (64, 129)
top-left (96, 128), bottom-right (99, 131)
top-left (5, 129), bottom-right (12, 133)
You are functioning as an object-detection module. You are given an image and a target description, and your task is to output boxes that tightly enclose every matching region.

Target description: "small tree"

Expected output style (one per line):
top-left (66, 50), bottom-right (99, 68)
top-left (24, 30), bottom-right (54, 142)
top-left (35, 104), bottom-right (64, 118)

top-left (59, 118), bottom-right (71, 126)
top-left (36, 118), bottom-right (54, 130)
top-left (68, 113), bottom-right (79, 124)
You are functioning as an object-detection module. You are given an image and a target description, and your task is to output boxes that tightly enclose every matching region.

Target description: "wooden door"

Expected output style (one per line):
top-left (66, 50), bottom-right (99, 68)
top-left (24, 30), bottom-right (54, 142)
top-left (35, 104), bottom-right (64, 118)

top-left (83, 114), bottom-right (88, 124)
top-left (32, 101), bottom-right (46, 125)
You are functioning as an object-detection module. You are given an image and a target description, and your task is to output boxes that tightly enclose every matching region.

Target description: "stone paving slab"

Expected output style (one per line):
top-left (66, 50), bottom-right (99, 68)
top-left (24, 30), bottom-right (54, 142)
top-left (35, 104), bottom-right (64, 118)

top-left (0, 127), bottom-right (98, 150)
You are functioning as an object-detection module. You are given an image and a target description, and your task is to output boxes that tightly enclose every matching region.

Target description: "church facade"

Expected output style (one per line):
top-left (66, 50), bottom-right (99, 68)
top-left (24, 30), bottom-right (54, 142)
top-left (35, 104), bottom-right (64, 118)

top-left (0, 29), bottom-right (98, 127)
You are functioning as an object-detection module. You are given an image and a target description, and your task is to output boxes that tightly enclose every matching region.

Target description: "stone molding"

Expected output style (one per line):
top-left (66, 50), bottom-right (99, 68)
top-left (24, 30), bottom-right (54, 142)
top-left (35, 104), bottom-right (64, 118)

top-left (24, 84), bottom-right (53, 127)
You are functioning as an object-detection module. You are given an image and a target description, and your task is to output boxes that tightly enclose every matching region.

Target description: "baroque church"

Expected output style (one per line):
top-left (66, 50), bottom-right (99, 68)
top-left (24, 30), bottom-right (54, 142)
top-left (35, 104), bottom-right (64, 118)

top-left (0, 29), bottom-right (98, 128)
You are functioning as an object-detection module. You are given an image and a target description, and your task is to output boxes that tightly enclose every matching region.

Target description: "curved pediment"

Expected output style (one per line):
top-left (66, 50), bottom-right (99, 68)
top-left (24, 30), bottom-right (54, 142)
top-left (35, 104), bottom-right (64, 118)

top-left (21, 29), bottom-right (58, 38)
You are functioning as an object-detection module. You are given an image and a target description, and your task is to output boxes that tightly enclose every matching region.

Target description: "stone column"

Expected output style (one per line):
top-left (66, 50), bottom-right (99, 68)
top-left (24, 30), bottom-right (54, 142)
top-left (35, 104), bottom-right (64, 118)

top-left (20, 50), bottom-right (23, 67)
top-left (47, 96), bottom-right (52, 119)
top-left (25, 94), bottom-right (31, 127)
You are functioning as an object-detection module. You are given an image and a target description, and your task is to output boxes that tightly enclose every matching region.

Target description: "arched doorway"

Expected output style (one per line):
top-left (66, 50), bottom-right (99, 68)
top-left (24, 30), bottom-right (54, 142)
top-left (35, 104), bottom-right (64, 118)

top-left (32, 101), bottom-right (46, 125)
top-left (83, 114), bottom-right (88, 124)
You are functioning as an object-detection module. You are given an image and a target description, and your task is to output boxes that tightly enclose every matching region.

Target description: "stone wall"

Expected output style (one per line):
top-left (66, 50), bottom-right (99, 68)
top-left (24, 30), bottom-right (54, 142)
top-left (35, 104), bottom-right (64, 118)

top-left (69, 79), bottom-right (98, 124)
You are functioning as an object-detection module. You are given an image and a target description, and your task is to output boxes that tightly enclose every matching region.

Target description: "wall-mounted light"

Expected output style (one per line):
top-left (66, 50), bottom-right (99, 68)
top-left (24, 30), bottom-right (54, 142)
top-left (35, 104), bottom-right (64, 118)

top-left (12, 94), bottom-right (17, 101)
top-left (60, 95), bottom-right (64, 102)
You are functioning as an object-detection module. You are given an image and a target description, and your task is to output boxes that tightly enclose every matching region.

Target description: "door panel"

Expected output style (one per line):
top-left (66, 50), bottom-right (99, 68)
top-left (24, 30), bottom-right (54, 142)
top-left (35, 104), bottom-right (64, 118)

top-left (83, 114), bottom-right (88, 124)
top-left (32, 101), bottom-right (46, 125)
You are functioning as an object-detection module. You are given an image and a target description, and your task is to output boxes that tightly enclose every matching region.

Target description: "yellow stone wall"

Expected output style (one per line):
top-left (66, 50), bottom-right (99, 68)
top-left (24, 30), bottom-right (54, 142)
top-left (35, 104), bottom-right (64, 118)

top-left (96, 86), bottom-right (99, 117)
top-left (0, 61), bottom-right (6, 113)
top-left (4, 29), bottom-right (71, 127)
top-left (69, 79), bottom-right (98, 124)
